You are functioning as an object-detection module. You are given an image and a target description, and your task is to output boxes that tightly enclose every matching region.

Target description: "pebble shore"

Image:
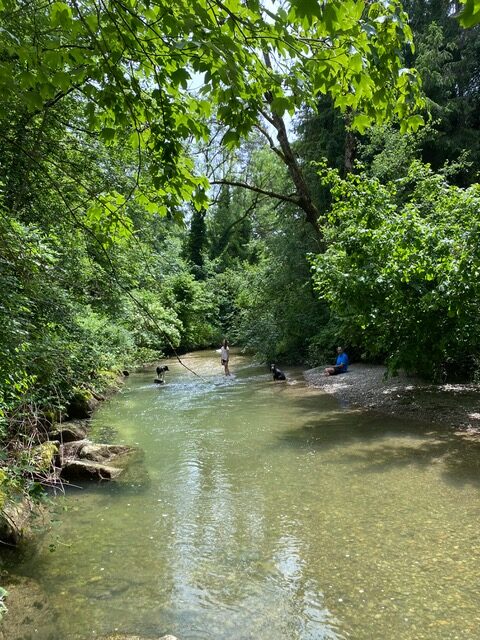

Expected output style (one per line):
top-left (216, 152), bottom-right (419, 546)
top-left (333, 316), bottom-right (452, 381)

top-left (304, 363), bottom-right (480, 437)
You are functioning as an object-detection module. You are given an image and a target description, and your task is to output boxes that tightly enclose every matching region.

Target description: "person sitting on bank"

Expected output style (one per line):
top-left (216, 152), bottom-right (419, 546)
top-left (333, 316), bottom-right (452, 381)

top-left (324, 346), bottom-right (349, 376)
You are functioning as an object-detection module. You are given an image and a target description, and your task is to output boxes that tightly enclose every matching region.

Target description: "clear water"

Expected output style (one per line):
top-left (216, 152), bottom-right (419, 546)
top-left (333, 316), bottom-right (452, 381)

top-left (2, 351), bottom-right (480, 639)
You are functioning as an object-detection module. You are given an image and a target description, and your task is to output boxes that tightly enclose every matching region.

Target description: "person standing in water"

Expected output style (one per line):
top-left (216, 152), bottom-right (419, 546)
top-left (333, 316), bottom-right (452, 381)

top-left (220, 339), bottom-right (230, 376)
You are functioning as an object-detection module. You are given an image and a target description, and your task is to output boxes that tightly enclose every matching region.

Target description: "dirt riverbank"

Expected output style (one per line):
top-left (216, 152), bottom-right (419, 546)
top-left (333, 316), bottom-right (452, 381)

top-left (304, 364), bottom-right (480, 437)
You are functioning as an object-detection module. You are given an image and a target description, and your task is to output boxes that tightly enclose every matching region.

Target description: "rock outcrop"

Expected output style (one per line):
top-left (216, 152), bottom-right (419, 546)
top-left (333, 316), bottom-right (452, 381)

top-left (60, 460), bottom-right (123, 481)
top-left (66, 389), bottom-right (100, 419)
top-left (1, 434), bottom-right (135, 544)
top-left (0, 377), bottom-right (136, 547)
top-left (58, 440), bottom-right (133, 464)
top-left (0, 499), bottom-right (35, 546)
top-left (59, 439), bottom-right (134, 481)
top-left (49, 420), bottom-right (89, 443)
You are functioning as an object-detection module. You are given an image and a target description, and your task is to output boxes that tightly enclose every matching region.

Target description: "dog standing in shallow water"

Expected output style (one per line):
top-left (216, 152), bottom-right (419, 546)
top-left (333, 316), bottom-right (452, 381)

top-left (270, 363), bottom-right (286, 381)
top-left (155, 365), bottom-right (169, 384)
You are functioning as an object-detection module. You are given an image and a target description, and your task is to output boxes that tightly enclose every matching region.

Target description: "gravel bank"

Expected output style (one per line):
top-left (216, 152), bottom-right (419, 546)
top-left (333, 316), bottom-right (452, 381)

top-left (304, 363), bottom-right (480, 436)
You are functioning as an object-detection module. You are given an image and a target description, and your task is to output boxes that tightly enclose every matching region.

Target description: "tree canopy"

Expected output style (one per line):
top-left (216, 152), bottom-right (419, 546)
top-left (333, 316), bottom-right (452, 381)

top-left (0, 0), bottom-right (424, 221)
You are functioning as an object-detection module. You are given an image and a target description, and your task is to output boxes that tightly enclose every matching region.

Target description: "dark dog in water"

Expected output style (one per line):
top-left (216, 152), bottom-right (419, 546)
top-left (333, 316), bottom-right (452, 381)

top-left (270, 363), bottom-right (286, 381)
top-left (154, 365), bottom-right (169, 384)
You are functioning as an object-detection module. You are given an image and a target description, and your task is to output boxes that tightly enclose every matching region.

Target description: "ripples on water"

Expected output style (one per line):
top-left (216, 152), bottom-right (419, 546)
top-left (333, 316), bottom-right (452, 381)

top-left (2, 351), bottom-right (480, 640)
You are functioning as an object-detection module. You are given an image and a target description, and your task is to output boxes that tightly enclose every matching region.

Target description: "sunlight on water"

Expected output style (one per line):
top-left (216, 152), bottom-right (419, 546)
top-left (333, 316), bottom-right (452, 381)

top-left (2, 351), bottom-right (480, 639)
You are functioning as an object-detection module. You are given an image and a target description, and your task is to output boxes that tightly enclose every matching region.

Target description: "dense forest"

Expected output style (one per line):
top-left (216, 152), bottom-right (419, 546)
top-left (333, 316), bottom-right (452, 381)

top-left (0, 0), bottom-right (479, 531)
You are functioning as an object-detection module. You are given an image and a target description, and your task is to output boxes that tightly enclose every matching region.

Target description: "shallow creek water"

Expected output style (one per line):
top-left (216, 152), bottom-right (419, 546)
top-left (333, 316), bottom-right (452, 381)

top-left (3, 351), bottom-right (480, 639)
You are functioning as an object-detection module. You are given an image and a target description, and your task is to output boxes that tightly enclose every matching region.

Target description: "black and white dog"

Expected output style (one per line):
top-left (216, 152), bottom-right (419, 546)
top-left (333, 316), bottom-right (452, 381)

top-left (270, 363), bottom-right (286, 381)
top-left (154, 365), bottom-right (169, 384)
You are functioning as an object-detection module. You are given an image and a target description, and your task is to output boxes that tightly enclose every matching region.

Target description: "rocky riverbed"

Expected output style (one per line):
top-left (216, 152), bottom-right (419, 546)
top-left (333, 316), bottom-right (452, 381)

top-left (304, 363), bottom-right (480, 437)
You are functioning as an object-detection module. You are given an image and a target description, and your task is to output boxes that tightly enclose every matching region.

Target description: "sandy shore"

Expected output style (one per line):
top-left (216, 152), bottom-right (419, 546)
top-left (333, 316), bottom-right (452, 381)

top-left (304, 363), bottom-right (480, 436)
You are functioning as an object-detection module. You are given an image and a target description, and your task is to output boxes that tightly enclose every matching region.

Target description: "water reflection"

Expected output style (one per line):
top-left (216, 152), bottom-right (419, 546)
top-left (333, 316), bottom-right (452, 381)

top-left (1, 351), bottom-right (480, 639)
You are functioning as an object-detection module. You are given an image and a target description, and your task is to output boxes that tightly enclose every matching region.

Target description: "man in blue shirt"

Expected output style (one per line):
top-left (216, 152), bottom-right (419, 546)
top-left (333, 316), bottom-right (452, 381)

top-left (324, 346), bottom-right (349, 376)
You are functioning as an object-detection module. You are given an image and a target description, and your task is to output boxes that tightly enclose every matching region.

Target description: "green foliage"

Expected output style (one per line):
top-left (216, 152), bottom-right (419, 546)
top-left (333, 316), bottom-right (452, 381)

top-left (224, 186), bottom-right (327, 363)
top-left (0, 0), bottom-right (424, 207)
top-left (294, 98), bottom-right (347, 211)
top-left (161, 273), bottom-right (218, 350)
top-left (207, 184), bottom-right (255, 270)
top-left (238, 248), bottom-right (326, 364)
top-left (296, 6), bottom-right (480, 189)
top-left (0, 0), bottom-right (431, 513)
top-left (75, 307), bottom-right (138, 369)
top-left (358, 121), bottom-right (430, 182)
top-left (0, 214), bottom-right (56, 426)
top-left (458, 0), bottom-right (480, 27)
top-left (122, 289), bottom-right (181, 353)
top-left (310, 161), bottom-right (480, 379)
top-left (414, 19), bottom-right (480, 184)
top-left (396, 4), bottom-right (480, 185)
top-left (305, 319), bottom-right (348, 368)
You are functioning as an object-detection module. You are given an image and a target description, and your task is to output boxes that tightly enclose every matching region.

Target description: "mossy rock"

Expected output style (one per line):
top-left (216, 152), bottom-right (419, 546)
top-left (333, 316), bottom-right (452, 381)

top-left (0, 497), bottom-right (40, 546)
top-left (66, 389), bottom-right (99, 419)
top-left (0, 469), bottom-right (7, 510)
top-left (30, 442), bottom-right (59, 472)
top-left (50, 419), bottom-right (89, 443)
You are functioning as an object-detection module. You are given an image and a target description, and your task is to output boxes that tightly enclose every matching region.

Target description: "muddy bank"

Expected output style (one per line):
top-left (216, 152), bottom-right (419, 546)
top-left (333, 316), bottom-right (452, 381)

top-left (304, 363), bottom-right (480, 436)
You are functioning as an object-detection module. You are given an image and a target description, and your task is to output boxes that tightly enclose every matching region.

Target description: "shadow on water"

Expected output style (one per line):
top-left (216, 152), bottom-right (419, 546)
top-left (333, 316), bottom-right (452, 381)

top-left (336, 431), bottom-right (480, 489)
top-left (276, 393), bottom-right (480, 488)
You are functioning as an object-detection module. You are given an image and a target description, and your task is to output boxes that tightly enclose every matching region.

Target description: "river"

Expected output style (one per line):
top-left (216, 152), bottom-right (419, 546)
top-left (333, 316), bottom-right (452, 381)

top-left (2, 351), bottom-right (480, 639)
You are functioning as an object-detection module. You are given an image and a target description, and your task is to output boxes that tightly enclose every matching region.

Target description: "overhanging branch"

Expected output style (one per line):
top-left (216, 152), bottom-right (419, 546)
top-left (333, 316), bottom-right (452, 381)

top-left (211, 178), bottom-right (300, 207)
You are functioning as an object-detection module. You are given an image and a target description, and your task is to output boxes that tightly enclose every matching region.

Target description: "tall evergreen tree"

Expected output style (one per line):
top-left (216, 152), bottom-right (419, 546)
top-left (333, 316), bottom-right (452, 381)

top-left (185, 209), bottom-right (207, 280)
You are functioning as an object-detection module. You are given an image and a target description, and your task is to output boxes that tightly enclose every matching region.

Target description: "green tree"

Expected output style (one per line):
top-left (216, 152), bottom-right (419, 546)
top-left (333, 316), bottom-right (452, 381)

top-left (207, 184), bottom-right (254, 270)
top-left (458, 0), bottom-right (480, 26)
top-left (365, 2), bottom-right (480, 185)
top-left (185, 209), bottom-right (208, 279)
top-left (310, 161), bottom-right (480, 380)
top-left (207, 144), bottom-right (326, 363)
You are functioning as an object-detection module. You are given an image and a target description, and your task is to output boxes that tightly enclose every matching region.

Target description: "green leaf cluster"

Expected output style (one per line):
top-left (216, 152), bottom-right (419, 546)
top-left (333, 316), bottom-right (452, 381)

top-left (458, 0), bottom-right (480, 27)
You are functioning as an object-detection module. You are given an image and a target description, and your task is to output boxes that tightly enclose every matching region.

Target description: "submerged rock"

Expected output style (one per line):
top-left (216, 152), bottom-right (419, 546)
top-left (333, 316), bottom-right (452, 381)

top-left (100, 636), bottom-right (179, 640)
top-left (0, 575), bottom-right (52, 640)
top-left (58, 440), bottom-right (137, 483)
